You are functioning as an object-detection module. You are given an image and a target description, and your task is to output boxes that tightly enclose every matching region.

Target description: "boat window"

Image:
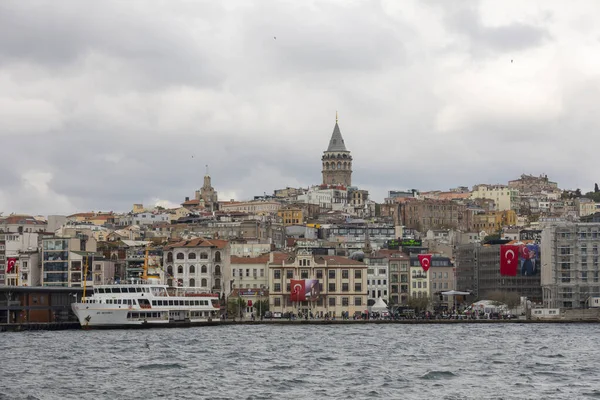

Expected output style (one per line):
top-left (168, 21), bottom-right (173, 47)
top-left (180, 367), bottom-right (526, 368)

top-left (144, 288), bottom-right (150, 293)
top-left (127, 312), bottom-right (131, 318)
top-left (168, 300), bottom-right (174, 306)
top-left (128, 288), bottom-right (136, 293)
top-left (111, 288), bottom-right (119, 293)
top-left (184, 300), bottom-right (189, 306)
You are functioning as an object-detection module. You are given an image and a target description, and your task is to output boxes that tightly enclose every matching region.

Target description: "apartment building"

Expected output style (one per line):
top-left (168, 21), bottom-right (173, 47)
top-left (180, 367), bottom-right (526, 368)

top-left (541, 222), bottom-right (600, 308)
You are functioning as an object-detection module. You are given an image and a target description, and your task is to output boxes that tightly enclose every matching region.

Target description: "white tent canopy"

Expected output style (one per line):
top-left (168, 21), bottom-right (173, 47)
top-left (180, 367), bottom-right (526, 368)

top-left (370, 297), bottom-right (388, 312)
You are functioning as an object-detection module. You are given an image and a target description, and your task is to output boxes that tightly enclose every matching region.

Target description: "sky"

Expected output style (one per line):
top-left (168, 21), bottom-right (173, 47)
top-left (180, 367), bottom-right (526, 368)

top-left (2, 0), bottom-right (600, 216)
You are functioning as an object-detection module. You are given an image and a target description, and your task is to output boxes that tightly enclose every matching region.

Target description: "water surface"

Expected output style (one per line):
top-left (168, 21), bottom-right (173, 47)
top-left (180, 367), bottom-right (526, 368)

top-left (1, 323), bottom-right (600, 399)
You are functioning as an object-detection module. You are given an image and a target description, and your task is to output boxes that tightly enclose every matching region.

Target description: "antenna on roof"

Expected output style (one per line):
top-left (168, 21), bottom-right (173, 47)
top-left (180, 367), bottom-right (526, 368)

top-left (205, 164), bottom-right (209, 176)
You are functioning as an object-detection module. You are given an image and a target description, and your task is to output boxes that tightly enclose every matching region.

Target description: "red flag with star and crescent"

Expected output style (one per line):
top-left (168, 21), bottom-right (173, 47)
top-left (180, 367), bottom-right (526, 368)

top-left (418, 254), bottom-right (432, 272)
top-left (500, 245), bottom-right (519, 276)
top-left (290, 279), bottom-right (306, 302)
top-left (6, 258), bottom-right (16, 273)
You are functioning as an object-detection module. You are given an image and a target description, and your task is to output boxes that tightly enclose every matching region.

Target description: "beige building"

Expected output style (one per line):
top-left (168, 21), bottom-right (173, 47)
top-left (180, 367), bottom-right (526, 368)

top-left (471, 184), bottom-right (519, 212)
top-left (409, 260), bottom-right (430, 301)
top-left (386, 252), bottom-right (410, 305)
top-left (220, 200), bottom-right (282, 215)
top-left (268, 250), bottom-right (367, 318)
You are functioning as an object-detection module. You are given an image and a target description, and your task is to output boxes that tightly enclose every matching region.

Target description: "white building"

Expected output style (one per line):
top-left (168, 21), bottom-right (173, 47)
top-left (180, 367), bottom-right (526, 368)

top-left (366, 258), bottom-right (389, 304)
top-left (296, 186), bottom-right (348, 210)
top-left (3, 232), bottom-right (42, 287)
top-left (163, 238), bottom-right (229, 296)
top-left (541, 222), bottom-right (600, 308)
top-left (118, 212), bottom-right (171, 227)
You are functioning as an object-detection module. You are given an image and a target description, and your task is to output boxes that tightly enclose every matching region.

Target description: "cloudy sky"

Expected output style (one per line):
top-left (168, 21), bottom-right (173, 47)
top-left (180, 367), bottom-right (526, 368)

top-left (2, 0), bottom-right (600, 215)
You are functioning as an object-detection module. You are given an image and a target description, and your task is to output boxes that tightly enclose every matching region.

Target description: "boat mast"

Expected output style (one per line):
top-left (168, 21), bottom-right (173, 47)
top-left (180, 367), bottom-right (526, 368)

top-left (142, 245), bottom-right (149, 281)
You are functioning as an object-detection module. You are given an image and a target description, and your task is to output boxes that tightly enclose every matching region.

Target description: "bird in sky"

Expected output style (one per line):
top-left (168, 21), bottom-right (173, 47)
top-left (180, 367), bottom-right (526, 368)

top-left (274, 36), bottom-right (276, 40)
top-left (511, 59), bottom-right (513, 63)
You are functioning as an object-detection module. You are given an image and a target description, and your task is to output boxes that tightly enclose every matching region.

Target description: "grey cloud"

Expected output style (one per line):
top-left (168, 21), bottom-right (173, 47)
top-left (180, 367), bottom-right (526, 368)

top-left (433, 3), bottom-right (549, 56)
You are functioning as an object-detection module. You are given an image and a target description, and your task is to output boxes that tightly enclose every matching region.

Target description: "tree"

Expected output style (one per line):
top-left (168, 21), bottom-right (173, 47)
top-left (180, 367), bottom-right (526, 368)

top-left (595, 183), bottom-right (599, 193)
top-left (226, 297), bottom-right (247, 318)
top-left (407, 296), bottom-right (430, 313)
top-left (252, 299), bottom-right (269, 316)
top-left (484, 290), bottom-right (521, 310)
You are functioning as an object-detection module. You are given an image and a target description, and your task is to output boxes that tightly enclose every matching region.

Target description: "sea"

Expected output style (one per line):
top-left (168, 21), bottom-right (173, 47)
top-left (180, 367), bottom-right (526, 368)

top-left (1, 323), bottom-right (600, 400)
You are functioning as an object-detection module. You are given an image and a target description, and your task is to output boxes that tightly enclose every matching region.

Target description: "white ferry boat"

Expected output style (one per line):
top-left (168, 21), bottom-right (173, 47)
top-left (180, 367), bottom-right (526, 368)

top-left (71, 279), bottom-right (221, 328)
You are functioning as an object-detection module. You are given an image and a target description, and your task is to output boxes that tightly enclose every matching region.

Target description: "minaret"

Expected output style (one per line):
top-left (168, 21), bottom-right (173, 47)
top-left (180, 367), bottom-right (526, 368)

top-left (322, 112), bottom-right (352, 187)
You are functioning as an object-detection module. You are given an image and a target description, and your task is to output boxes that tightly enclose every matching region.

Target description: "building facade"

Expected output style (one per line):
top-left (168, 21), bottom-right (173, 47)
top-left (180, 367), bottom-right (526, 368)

top-left (163, 238), bottom-right (229, 297)
top-left (471, 184), bottom-right (519, 212)
top-left (268, 250), bottom-right (367, 318)
top-left (322, 116), bottom-right (352, 187)
top-left (541, 222), bottom-right (600, 308)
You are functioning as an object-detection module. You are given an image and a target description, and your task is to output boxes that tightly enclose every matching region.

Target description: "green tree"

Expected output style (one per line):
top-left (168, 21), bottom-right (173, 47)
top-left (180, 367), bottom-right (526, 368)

top-left (407, 297), bottom-right (430, 313)
top-left (226, 297), bottom-right (247, 319)
top-left (252, 299), bottom-right (269, 317)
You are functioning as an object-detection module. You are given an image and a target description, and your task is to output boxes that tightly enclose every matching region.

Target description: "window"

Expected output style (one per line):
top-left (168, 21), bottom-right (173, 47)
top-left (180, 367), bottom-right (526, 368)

top-left (342, 283), bottom-right (349, 292)
top-left (316, 270), bottom-right (323, 279)
top-left (286, 270), bottom-right (293, 279)
top-left (201, 265), bottom-right (207, 273)
top-left (274, 283), bottom-right (281, 292)
top-left (177, 266), bottom-right (183, 274)
top-left (201, 278), bottom-right (207, 287)
top-left (354, 270), bottom-right (361, 279)
top-left (286, 283), bottom-right (291, 292)
top-left (432, 272), bottom-right (436, 279)
top-left (167, 252), bottom-right (173, 262)
top-left (329, 270), bottom-right (336, 279)
top-left (274, 270), bottom-right (281, 279)
top-left (412, 282), bottom-right (416, 288)
top-left (188, 252), bottom-right (196, 260)
top-left (378, 269), bottom-right (386, 275)
top-left (329, 297), bottom-right (336, 306)
top-left (200, 252), bottom-right (208, 259)
top-left (354, 283), bottom-right (361, 292)
top-left (214, 251), bottom-right (221, 262)
top-left (189, 265), bottom-right (195, 274)
top-left (342, 270), bottom-right (349, 279)
top-left (354, 297), bottom-right (361, 306)
top-left (189, 278), bottom-right (195, 287)
top-left (301, 270), bottom-right (309, 279)
top-left (342, 297), bottom-right (349, 306)
top-left (246, 269), bottom-right (250, 277)
top-left (328, 283), bottom-right (336, 292)
top-left (176, 253), bottom-right (184, 260)
top-left (274, 298), bottom-right (281, 307)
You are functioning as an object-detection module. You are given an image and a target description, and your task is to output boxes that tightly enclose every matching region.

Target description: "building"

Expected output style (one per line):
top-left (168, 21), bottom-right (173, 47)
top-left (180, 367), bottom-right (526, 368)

top-left (399, 199), bottom-right (472, 233)
top-left (541, 222), bottom-right (600, 308)
top-left (0, 215), bottom-right (48, 234)
top-left (322, 114), bottom-right (352, 187)
top-left (219, 200), bottom-right (281, 215)
top-left (365, 254), bottom-right (389, 305)
top-left (428, 256), bottom-right (455, 311)
top-left (471, 184), bottom-right (519, 212)
top-left (268, 250), bottom-right (367, 318)
top-left (3, 232), bottom-right (42, 287)
top-left (278, 206), bottom-right (304, 226)
top-left (455, 242), bottom-right (542, 302)
top-left (409, 257), bottom-right (430, 301)
top-left (387, 252), bottom-right (410, 305)
top-left (195, 171), bottom-right (219, 212)
top-left (163, 238), bottom-right (229, 297)
top-left (472, 210), bottom-right (518, 235)
top-left (41, 235), bottom-right (98, 287)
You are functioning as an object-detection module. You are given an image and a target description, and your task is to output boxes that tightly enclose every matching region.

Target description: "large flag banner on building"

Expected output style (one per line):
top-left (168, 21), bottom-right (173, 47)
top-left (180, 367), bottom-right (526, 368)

top-left (290, 279), bottom-right (306, 302)
top-left (520, 244), bottom-right (540, 276)
top-left (500, 245), bottom-right (520, 276)
top-left (418, 254), bottom-right (432, 272)
top-left (305, 279), bottom-right (320, 301)
top-left (6, 258), bottom-right (17, 273)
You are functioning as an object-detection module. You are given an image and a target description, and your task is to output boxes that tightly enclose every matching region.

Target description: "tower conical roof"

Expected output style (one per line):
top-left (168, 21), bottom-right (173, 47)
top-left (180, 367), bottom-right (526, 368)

top-left (326, 121), bottom-right (348, 152)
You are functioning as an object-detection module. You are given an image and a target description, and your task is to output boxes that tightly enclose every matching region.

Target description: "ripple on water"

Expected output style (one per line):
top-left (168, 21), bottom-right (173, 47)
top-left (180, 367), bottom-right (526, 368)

top-left (420, 371), bottom-right (457, 380)
top-left (2, 324), bottom-right (600, 400)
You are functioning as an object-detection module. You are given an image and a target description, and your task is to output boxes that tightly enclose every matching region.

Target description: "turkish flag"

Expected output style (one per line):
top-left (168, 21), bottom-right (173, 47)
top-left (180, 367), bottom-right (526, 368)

top-left (418, 254), bottom-right (432, 272)
top-left (520, 245), bottom-right (532, 260)
top-left (6, 258), bottom-right (16, 273)
top-left (500, 245), bottom-right (519, 276)
top-left (290, 279), bottom-right (306, 302)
